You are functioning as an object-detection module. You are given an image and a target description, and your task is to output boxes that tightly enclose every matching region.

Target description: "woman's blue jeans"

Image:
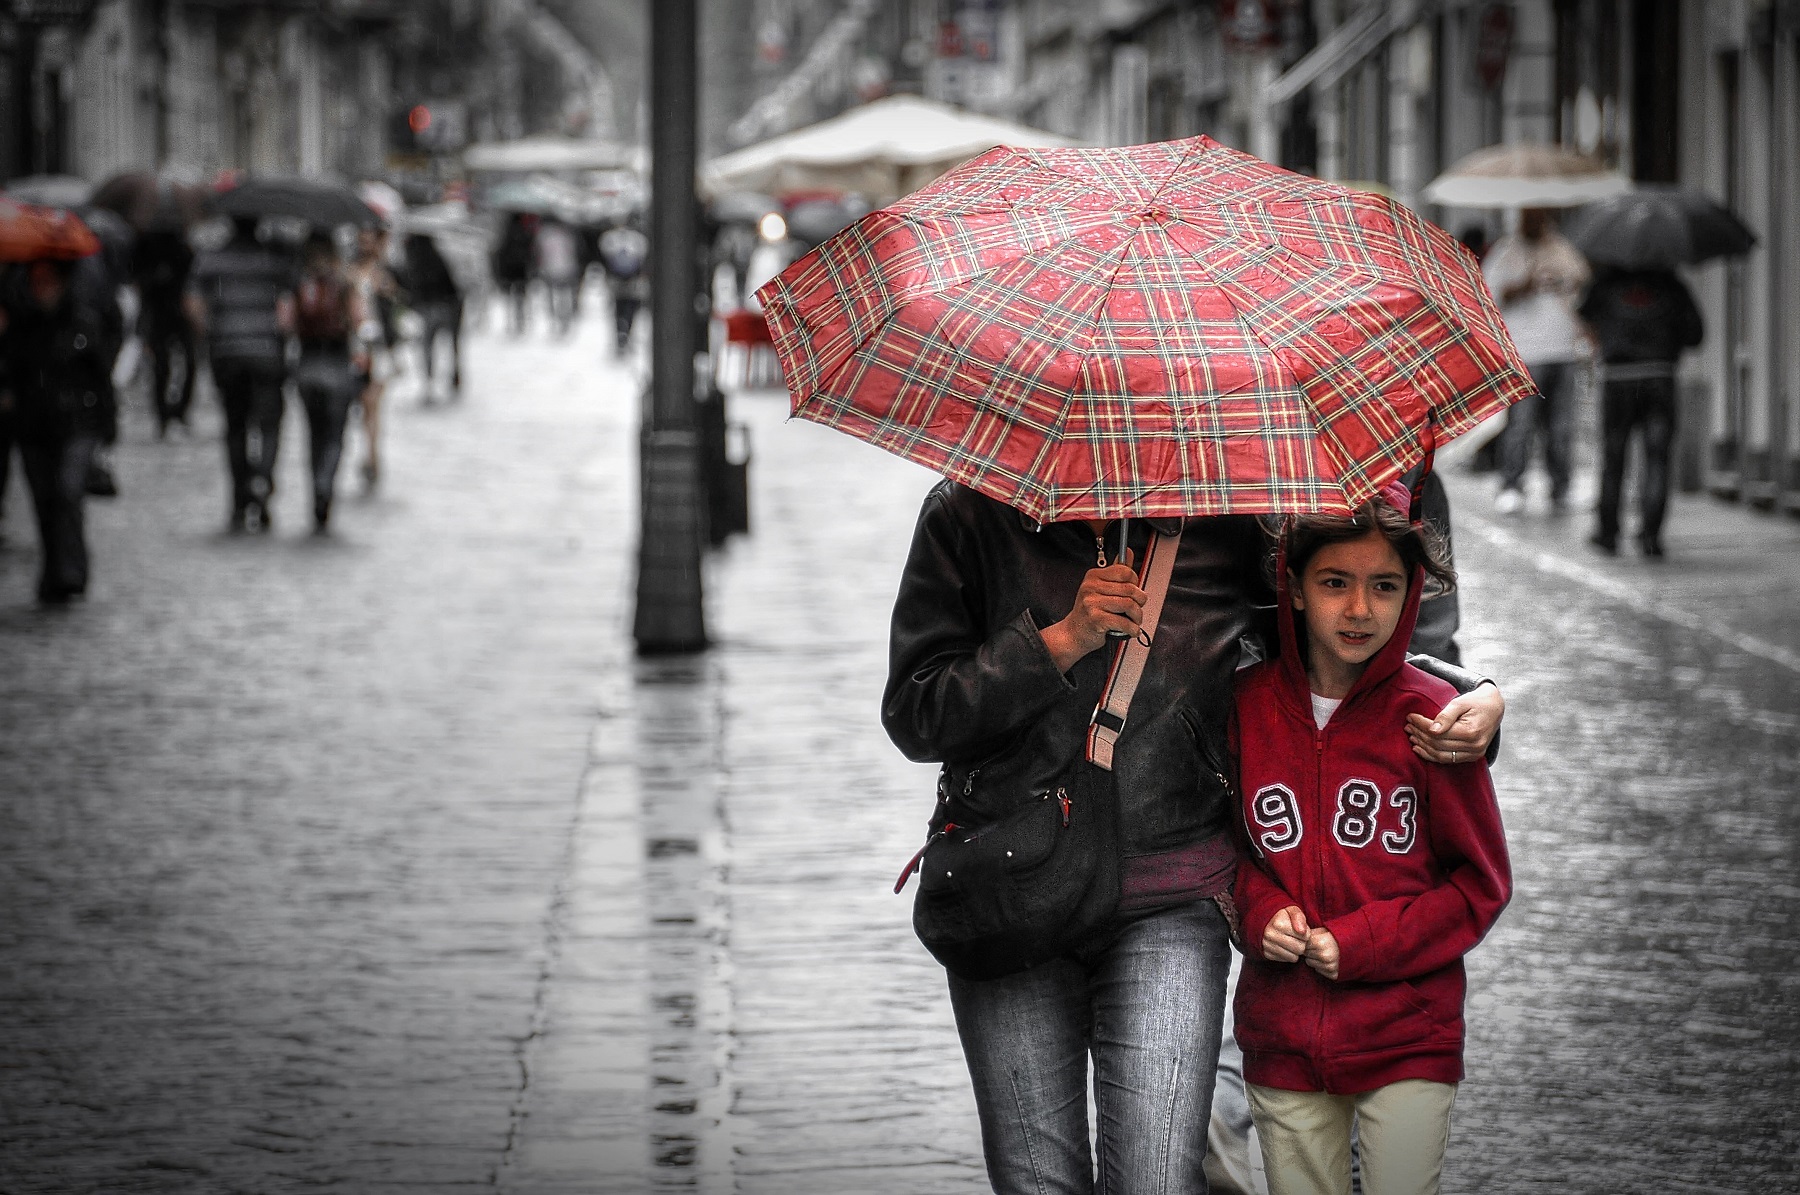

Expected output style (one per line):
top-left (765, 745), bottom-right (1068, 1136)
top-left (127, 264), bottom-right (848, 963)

top-left (947, 899), bottom-right (1232, 1194)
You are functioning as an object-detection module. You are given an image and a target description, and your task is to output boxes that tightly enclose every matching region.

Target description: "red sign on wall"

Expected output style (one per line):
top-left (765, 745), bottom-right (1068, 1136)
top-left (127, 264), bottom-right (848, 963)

top-left (1475, 4), bottom-right (1514, 91)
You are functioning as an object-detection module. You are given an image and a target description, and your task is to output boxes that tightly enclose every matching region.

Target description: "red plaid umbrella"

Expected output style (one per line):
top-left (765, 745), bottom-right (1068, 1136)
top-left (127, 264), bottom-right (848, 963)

top-left (757, 136), bottom-right (1535, 521)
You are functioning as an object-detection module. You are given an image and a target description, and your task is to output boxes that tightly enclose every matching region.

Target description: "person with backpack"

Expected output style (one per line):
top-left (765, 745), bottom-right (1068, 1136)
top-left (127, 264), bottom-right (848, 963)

top-left (187, 215), bottom-right (295, 533)
top-left (292, 233), bottom-right (362, 533)
top-left (1578, 266), bottom-right (1704, 558)
top-left (1231, 486), bottom-right (1512, 1195)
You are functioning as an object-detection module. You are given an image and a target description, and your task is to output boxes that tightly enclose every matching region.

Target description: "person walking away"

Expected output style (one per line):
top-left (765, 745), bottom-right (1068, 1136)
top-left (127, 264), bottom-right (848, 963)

top-left (347, 225), bottom-right (398, 488)
top-left (492, 213), bottom-right (535, 336)
top-left (186, 215), bottom-right (294, 533)
top-left (134, 227), bottom-right (196, 435)
top-left (1232, 490), bottom-right (1512, 1195)
top-left (0, 261), bottom-right (113, 602)
top-left (884, 484), bottom-right (1506, 1195)
top-left (292, 234), bottom-right (363, 533)
top-left (402, 232), bottom-right (463, 400)
top-left (1481, 208), bottom-right (1590, 514)
top-left (535, 218), bottom-right (580, 337)
top-left (1578, 266), bottom-right (1703, 558)
top-left (598, 223), bottom-right (648, 356)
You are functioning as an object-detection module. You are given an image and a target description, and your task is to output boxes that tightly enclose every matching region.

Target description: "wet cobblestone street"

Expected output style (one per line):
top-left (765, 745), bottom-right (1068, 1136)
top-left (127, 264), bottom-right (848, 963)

top-left (2, 306), bottom-right (1797, 1193)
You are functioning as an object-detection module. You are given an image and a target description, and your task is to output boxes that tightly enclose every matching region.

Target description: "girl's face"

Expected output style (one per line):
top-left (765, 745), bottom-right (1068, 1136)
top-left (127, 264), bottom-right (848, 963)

top-left (1290, 529), bottom-right (1408, 686)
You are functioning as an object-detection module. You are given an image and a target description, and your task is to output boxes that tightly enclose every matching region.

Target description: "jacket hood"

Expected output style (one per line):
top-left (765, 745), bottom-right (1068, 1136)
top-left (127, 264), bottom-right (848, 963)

top-left (1275, 533), bottom-right (1424, 712)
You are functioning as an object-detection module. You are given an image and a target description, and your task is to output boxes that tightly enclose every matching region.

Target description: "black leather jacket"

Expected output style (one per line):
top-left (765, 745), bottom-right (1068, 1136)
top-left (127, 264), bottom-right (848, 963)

top-left (883, 482), bottom-right (1487, 857)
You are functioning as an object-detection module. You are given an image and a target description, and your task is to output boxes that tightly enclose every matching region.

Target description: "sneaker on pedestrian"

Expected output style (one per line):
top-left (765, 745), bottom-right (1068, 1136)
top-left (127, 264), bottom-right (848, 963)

top-left (1494, 487), bottom-right (1525, 516)
top-left (1638, 534), bottom-right (1665, 559)
top-left (313, 496), bottom-right (331, 534)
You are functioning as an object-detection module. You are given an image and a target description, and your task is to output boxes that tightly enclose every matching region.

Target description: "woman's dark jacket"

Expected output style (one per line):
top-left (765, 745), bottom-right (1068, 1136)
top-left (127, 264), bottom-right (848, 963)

top-left (0, 287), bottom-right (114, 443)
top-left (883, 482), bottom-right (1267, 857)
top-left (882, 482), bottom-right (1490, 859)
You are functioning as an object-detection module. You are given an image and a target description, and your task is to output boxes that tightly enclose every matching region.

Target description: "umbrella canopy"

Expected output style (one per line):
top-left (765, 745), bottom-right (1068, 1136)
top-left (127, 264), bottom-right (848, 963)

top-left (211, 176), bottom-right (382, 229)
top-left (4, 174), bottom-right (93, 209)
top-left (702, 95), bottom-right (1079, 204)
top-left (710, 190), bottom-right (780, 226)
top-left (91, 171), bottom-right (209, 231)
top-left (1422, 143), bottom-right (1632, 208)
top-left (358, 180), bottom-right (406, 224)
top-left (758, 136), bottom-right (1536, 522)
top-left (1563, 185), bottom-right (1756, 269)
top-left (463, 134), bottom-right (641, 174)
top-left (0, 197), bottom-right (102, 262)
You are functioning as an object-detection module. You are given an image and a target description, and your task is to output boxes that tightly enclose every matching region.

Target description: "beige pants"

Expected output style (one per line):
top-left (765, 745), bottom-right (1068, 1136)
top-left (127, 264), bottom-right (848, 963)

top-left (1246, 1079), bottom-right (1457, 1195)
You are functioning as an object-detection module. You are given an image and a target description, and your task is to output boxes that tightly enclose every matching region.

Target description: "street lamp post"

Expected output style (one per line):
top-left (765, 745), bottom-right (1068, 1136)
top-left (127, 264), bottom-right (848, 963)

top-left (634, 0), bottom-right (707, 653)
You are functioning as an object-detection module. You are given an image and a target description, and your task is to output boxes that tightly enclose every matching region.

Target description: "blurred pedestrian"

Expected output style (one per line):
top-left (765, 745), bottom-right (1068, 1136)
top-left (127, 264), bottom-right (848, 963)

top-left (187, 215), bottom-right (295, 533)
top-left (492, 213), bottom-right (534, 336)
top-left (598, 223), bottom-right (647, 356)
top-left (402, 232), bottom-right (464, 400)
top-left (1481, 208), bottom-right (1590, 514)
top-left (347, 225), bottom-right (398, 488)
top-left (1578, 266), bottom-right (1704, 558)
top-left (536, 218), bottom-right (581, 337)
top-left (292, 233), bottom-right (361, 533)
top-left (0, 261), bottom-right (113, 602)
top-left (134, 227), bottom-right (196, 435)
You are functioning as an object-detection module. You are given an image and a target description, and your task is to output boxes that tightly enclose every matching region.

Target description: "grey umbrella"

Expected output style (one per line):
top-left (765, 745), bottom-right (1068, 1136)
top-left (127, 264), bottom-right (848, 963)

top-left (1564, 186), bottom-right (1757, 269)
top-left (4, 173), bottom-right (94, 209)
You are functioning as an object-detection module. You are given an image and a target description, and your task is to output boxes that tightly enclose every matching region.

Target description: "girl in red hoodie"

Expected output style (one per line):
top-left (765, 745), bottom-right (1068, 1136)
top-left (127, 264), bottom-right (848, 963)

top-left (1231, 488), bottom-right (1511, 1195)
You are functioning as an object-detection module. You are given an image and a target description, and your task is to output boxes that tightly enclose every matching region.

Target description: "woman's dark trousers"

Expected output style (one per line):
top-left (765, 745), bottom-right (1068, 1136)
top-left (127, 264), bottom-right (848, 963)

top-left (295, 350), bottom-right (357, 525)
top-left (211, 356), bottom-right (285, 524)
top-left (1499, 360), bottom-right (1575, 503)
top-left (18, 433), bottom-right (97, 601)
top-left (1597, 375), bottom-right (1677, 550)
top-left (947, 899), bottom-right (1232, 1194)
top-left (142, 296), bottom-right (196, 431)
top-left (417, 299), bottom-right (463, 393)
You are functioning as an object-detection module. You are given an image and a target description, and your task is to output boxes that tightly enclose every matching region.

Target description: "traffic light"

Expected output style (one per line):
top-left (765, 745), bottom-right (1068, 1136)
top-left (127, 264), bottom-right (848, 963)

top-left (388, 101), bottom-right (468, 154)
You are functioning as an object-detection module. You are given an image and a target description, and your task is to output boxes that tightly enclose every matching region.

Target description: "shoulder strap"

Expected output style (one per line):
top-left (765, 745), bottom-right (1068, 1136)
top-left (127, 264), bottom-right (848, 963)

top-left (1085, 526), bottom-right (1183, 771)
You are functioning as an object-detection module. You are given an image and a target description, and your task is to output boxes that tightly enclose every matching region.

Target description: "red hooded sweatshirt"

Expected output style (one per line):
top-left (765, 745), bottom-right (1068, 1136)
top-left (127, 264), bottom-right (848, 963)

top-left (1230, 538), bottom-right (1512, 1095)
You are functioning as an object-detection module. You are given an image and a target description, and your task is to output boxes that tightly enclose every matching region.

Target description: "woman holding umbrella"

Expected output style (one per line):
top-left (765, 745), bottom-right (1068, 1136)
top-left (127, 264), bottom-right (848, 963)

top-left (0, 204), bottom-right (111, 603)
top-left (760, 138), bottom-right (1530, 1192)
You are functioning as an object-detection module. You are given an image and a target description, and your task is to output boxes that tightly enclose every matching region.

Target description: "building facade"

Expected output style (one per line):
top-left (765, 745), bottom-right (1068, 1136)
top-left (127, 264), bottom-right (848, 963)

top-left (0, 0), bottom-right (611, 187)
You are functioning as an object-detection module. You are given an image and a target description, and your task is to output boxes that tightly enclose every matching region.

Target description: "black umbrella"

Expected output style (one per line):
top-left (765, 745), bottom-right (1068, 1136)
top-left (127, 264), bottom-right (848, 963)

top-left (91, 171), bottom-right (209, 231)
top-left (211, 176), bottom-right (382, 229)
top-left (1565, 186), bottom-right (1757, 269)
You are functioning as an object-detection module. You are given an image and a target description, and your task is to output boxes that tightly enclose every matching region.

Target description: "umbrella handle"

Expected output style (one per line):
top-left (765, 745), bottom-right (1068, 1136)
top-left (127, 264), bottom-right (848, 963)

top-left (1106, 517), bottom-right (1131, 641)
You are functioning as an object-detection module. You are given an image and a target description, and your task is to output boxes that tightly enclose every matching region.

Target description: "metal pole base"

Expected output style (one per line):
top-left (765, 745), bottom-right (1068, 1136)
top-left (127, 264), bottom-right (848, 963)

top-left (634, 428), bottom-right (708, 654)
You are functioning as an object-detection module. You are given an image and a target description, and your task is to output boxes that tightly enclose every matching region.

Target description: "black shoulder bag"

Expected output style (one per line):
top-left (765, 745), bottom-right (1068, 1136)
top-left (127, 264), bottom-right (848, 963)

top-left (893, 528), bottom-right (1183, 981)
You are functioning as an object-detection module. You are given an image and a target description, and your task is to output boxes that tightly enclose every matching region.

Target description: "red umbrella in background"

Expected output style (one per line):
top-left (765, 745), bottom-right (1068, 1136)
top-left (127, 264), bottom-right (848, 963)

top-left (0, 197), bottom-right (102, 262)
top-left (758, 135), bottom-right (1536, 523)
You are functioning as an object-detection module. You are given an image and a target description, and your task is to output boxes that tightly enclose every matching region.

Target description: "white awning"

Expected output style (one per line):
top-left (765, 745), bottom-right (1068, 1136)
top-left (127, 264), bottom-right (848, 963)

top-left (1264, 4), bottom-right (1402, 107)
